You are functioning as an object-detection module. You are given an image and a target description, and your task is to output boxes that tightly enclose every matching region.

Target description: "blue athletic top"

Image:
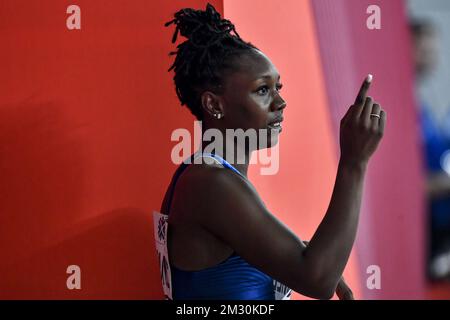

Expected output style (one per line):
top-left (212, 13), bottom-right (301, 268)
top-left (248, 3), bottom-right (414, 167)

top-left (165, 152), bottom-right (275, 300)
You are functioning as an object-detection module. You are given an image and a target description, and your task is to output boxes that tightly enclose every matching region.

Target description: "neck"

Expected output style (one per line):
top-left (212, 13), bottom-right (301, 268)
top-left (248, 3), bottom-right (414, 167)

top-left (199, 129), bottom-right (252, 178)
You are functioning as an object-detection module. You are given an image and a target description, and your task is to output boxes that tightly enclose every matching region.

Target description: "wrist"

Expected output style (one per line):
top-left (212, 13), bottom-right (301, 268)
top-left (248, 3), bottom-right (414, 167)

top-left (338, 157), bottom-right (368, 173)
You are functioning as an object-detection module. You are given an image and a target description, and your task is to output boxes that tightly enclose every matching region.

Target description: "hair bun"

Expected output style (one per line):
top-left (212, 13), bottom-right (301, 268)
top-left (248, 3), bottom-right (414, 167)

top-left (165, 3), bottom-right (240, 48)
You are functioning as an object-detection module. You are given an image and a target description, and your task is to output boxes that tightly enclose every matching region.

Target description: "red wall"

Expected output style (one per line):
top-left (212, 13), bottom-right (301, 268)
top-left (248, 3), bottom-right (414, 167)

top-left (0, 0), bottom-right (221, 299)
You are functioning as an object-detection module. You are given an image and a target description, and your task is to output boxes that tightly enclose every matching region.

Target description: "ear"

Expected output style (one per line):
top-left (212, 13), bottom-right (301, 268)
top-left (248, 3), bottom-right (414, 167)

top-left (201, 91), bottom-right (224, 119)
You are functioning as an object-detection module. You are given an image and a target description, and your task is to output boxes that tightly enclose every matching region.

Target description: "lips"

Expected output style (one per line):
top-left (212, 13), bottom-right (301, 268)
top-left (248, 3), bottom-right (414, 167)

top-left (268, 116), bottom-right (284, 130)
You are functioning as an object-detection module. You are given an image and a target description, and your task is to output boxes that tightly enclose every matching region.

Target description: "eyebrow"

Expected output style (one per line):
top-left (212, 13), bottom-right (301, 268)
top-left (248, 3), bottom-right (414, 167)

top-left (255, 74), bottom-right (281, 81)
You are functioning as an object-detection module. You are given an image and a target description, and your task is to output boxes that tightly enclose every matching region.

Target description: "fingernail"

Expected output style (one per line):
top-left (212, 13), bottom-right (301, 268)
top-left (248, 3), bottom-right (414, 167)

top-left (366, 74), bottom-right (373, 83)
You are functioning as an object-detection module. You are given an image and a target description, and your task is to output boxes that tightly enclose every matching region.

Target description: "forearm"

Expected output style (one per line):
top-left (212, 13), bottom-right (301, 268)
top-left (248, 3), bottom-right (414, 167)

top-left (302, 158), bottom-right (367, 292)
top-left (294, 74), bottom-right (385, 299)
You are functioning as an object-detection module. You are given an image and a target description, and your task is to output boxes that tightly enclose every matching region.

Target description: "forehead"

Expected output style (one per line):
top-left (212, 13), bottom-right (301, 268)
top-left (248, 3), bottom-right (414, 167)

top-left (225, 50), bottom-right (280, 86)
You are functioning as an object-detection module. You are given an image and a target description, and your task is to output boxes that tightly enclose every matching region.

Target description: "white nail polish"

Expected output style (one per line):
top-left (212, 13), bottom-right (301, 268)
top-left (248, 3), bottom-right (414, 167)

top-left (367, 74), bottom-right (373, 83)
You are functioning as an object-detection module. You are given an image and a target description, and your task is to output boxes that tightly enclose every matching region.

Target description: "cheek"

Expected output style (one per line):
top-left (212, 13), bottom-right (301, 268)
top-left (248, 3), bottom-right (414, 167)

top-left (242, 96), bottom-right (270, 128)
top-left (225, 93), bottom-right (270, 130)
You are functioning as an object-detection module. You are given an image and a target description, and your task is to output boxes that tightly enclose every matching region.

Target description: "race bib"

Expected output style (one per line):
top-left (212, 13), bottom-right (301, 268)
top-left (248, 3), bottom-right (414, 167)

top-left (153, 211), bottom-right (173, 300)
top-left (273, 279), bottom-right (292, 300)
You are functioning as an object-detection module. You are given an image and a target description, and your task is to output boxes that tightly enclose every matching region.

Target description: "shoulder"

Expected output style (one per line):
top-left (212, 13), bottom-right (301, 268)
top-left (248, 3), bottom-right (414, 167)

top-left (177, 161), bottom-right (252, 197)
top-left (174, 162), bottom-right (261, 220)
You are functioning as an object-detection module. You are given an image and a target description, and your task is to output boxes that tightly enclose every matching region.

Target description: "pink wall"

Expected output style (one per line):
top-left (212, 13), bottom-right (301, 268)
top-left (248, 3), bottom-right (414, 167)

top-left (311, 0), bottom-right (426, 298)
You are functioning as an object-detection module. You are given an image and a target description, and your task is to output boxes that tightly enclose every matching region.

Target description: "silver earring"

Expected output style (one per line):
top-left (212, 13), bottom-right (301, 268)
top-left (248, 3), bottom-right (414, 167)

top-left (215, 113), bottom-right (222, 119)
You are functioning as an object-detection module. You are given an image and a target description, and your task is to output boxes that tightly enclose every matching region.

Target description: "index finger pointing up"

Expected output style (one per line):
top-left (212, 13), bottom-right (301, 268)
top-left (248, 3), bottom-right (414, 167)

top-left (354, 74), bottom-right (373, 106)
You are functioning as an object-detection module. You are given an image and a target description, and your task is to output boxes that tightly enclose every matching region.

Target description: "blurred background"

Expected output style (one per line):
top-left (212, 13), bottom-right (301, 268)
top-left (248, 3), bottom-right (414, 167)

top-left (408, 0), bottom-right (450, 298)
top-left (0, 0), bottom-right (449, 299)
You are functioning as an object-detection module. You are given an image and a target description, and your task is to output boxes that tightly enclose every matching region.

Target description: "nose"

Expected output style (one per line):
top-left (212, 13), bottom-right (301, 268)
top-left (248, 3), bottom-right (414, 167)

top-left (271, 92), bottom-right (287, 112)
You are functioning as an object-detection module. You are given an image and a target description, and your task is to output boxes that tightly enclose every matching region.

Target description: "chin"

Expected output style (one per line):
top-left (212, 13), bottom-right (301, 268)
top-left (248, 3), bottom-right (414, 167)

top-left (269, 134), bottom-right (280, 148)
top-left (256, 129), bottom-right (281, 150)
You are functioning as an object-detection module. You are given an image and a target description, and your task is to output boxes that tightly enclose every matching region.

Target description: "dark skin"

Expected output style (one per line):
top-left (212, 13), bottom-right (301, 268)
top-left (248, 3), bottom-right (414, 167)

top-left (164, 48), bottom-right (385, 300)
top-left (199, 49), bottom-right (286, 176)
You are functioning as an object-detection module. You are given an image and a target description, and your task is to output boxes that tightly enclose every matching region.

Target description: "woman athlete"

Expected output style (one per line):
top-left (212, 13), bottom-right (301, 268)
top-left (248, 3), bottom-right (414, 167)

top-left (160, 3), bottom-right (386, 300)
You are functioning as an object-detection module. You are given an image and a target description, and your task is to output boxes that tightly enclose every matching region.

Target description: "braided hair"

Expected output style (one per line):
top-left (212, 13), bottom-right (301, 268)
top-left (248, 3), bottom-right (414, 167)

top-left (165, 3), bottom-right (258, 120)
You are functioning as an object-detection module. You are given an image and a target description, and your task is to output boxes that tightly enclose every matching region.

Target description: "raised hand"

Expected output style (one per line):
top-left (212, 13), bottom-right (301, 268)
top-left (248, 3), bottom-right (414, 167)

top-left (339, 75), bottom-right (386, 166)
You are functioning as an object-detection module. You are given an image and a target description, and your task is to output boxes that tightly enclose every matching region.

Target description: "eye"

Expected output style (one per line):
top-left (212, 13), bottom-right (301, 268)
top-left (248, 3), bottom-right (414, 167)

top-left (256, 83), bottom-right (283, 96)
top-left (276, 83), bottom-right (283, 91)
top-left (256, 85), bottom-right (269, 96)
